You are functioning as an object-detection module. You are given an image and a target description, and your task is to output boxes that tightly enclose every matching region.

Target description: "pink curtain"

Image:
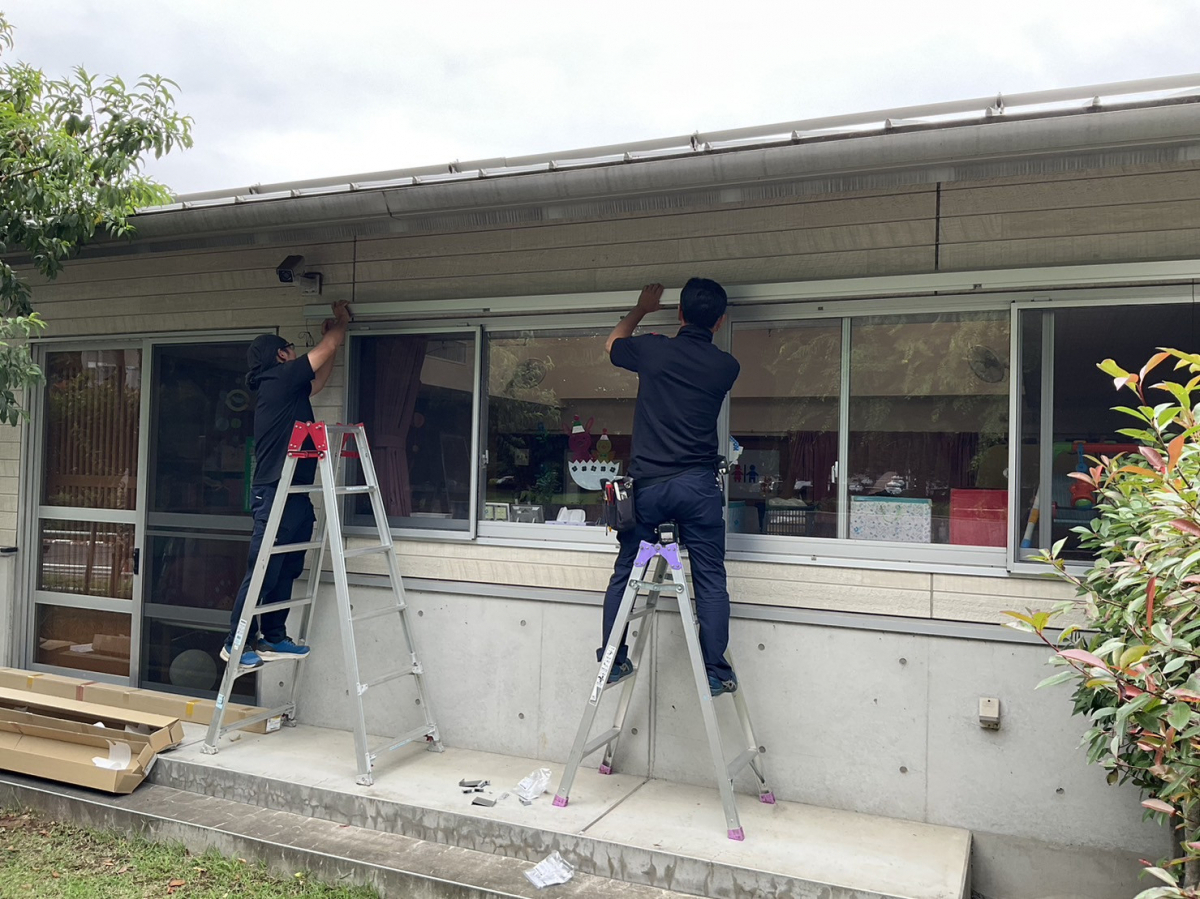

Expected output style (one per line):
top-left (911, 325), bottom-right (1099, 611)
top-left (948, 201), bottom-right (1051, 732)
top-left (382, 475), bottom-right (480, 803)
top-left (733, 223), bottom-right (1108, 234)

top-left (372, 337), bottom-right (427, 517)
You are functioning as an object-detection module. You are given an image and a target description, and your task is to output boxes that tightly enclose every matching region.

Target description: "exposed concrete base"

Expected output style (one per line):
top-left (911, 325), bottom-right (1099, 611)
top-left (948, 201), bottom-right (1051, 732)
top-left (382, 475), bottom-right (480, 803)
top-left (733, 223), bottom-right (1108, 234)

top-left (145, 721), bottom-right (971, 899)
top-left (0, 774), bottom-right (691, 899)
top-left (969, 830), bottom-right (1151, 899)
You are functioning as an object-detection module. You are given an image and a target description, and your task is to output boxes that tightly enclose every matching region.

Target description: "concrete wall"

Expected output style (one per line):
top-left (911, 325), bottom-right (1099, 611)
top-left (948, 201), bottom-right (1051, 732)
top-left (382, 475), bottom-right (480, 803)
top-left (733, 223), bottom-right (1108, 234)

top-left (268, 581), bottom-right (1168, 899)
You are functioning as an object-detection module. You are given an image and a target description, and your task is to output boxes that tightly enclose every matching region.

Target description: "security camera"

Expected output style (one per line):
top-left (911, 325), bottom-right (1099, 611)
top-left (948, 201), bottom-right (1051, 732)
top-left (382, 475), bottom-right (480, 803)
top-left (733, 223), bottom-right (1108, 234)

top-left (277, 254), bottom-right (305, 283)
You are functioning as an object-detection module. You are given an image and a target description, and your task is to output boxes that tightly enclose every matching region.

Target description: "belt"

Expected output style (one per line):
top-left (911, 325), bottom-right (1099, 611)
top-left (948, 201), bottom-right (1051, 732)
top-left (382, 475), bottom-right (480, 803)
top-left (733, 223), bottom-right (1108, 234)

top-left (634, 465), bottom-right (713, 490)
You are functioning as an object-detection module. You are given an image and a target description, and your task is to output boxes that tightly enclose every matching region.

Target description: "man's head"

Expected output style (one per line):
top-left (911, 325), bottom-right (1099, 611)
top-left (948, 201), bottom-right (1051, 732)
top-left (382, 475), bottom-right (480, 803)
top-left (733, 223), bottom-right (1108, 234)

top-left (246, 334), bottom-right (295, 388)
top-left (679, 277), bottom-right (728, 331)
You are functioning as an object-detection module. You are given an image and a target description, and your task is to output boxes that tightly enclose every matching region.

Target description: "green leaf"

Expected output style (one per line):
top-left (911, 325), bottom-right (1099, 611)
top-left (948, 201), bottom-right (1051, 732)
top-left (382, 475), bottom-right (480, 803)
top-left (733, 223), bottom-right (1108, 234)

top-left (1037, 670), bottom-right (1078, 689)
top-left (1168, 702), bottom-right (1193, 730)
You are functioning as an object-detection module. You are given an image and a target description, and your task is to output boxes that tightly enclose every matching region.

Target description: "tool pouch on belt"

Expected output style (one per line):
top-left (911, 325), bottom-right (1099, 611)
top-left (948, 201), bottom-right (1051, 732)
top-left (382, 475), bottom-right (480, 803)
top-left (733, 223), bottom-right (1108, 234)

top-left (601, 477), bottom-right (636, 533)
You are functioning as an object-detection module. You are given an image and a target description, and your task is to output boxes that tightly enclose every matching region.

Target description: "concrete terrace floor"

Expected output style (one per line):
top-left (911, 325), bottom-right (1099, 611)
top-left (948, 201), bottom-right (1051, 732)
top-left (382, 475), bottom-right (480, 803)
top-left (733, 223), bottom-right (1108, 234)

top-left (143, 720), bottom-right (972, 899)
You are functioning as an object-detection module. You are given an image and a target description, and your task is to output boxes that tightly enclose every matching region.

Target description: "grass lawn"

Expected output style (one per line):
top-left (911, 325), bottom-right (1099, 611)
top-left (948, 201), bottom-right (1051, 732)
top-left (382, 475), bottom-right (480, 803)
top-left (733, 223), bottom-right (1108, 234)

top-left (0, 808), bottom-right (380, 898)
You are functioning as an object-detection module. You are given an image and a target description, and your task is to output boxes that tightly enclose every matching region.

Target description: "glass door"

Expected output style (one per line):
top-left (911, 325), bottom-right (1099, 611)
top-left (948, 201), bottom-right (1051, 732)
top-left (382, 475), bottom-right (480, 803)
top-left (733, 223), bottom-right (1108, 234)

top-left (140, 340), bottom-right (256, 700)
top-left (33, 348), bottom-right (143, 680)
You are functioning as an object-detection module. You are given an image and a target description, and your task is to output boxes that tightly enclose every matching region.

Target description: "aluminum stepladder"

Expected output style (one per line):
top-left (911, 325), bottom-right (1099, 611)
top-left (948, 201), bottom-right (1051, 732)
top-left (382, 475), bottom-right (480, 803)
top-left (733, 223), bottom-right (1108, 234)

top-left (553, 522), bottom-right (774, 840)
top-left (202, 420), bottom-right (444, 785)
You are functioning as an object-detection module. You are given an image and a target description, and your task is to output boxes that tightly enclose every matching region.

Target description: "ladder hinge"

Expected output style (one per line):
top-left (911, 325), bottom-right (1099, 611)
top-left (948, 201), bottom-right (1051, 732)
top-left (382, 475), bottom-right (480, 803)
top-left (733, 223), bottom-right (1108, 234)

top-left (357, 683), bottom-right (369, 696)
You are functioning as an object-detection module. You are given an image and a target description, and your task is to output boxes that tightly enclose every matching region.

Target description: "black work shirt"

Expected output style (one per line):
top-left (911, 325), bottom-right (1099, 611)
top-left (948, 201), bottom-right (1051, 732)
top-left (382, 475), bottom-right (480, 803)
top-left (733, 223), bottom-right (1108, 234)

top-left (251, 356), bottom-right (317, 486)
top-left (610, 324), bottom-right (740, 480)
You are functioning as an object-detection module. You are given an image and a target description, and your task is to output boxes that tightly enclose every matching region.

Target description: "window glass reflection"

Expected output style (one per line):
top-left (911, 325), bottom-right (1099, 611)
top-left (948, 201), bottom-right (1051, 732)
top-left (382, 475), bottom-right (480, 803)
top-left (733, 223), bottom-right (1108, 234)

top-left (848, 312), bottom-right (1010, 546)
top-left (37, 519), bottom-right (134, 599)
top-left (729, 322), bottom-right (841, 537)
top-left (35, 605), bottom-right (131, 678)
top-left (484, 330), bottom-right (638, 525)
top-left (352, 334), bottom-right (477, 529)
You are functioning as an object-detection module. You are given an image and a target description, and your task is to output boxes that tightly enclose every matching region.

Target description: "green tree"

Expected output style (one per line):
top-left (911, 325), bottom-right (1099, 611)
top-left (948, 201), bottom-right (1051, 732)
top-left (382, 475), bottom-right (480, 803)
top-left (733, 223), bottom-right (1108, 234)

top-left (1010, 349), bottom-right (1200, 897)
top-left (0, 12), bottom-right (191, 423)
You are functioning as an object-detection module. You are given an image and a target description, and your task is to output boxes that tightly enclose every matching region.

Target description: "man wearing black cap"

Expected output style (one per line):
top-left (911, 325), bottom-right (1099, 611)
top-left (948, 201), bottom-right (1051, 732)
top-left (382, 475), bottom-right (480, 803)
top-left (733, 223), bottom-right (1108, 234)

top-left (223, 299), bottom-right (352, 671)
top-left (600, 279), bottom-right (741, 696)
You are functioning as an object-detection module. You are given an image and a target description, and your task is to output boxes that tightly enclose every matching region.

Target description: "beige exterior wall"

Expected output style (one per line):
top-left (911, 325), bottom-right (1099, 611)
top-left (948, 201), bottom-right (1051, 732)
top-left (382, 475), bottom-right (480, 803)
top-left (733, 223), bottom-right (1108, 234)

top-left (11, 159), bottom-right (1199, 623)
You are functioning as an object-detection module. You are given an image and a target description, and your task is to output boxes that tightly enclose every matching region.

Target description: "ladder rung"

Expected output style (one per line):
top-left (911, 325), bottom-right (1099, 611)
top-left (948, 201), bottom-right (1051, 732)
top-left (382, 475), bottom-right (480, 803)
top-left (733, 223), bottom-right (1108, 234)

top-left (344, 543), bottom-right (390, 559)
top-left (252, 596), bottom-right (315, 616)
top-left (582, 727), bottom-right (621, 757)
top-left (360, 667), bottom-right (417, 692)
top-left (287, 484), bottom-right (375, 495)
top-left (369, 724), bottom-right (438, 760)
top-left (268, 541), bottom-right (325, 554)
top-left (627, 606), bottom-right (654, 622)
top-left (323, 425), bottom-right (363, 434)
top-left (351, 605), bottom-right (404, 625)
top-left (726, 748), bottom-right (759, 780)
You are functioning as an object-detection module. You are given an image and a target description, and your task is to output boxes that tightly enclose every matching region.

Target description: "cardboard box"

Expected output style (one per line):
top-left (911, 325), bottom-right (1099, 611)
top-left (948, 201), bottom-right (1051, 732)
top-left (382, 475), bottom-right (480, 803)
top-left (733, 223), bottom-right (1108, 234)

top-left (0, 710), bottom-right (158, 794)
top-left (0, 668), bottom-right (278, 735)
top-left (0, 686), bottom-right (183, 753)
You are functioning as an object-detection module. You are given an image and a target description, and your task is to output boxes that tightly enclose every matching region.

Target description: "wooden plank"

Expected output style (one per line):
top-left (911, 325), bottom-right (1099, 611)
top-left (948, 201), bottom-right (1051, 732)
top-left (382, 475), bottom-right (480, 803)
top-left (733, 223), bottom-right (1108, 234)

top-left (941, 167), bottom-right (1200, 216)
top-left (941, 197), bottom-right (1200, 243)
top-left (352, 222), bottom-right (933, 284)
top-left (939, 228), bottom-right (1200, 270)
top-left (356, 191), bottom-right (937, 262)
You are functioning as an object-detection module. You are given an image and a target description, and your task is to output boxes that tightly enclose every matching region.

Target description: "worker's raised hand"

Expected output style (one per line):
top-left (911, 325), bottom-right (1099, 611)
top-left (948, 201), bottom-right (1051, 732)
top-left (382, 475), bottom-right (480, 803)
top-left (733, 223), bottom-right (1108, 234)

top-left (331, 299), bottom-right (352, 323)
top-left (635, 283), bottom-right (664, 315)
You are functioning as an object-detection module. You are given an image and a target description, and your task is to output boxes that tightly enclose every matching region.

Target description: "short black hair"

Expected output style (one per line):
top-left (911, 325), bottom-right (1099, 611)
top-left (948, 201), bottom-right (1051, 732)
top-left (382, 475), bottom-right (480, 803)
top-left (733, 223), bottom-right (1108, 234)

top-left (679, 278), bottom-right (728, 329)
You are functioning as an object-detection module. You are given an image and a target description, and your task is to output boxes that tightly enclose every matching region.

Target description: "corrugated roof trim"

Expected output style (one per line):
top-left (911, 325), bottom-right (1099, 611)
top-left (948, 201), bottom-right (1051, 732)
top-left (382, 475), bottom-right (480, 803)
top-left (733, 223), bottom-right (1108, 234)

top-left (147, 74), bottom-right (1200, 215)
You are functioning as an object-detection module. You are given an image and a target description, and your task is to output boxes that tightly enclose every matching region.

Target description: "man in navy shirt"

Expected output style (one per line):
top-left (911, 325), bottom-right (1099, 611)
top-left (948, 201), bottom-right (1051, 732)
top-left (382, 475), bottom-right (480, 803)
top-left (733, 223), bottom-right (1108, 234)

top-left (222, 299), bottom-right (351, 671)
top-left (603, 279), bottom-right (742, 696)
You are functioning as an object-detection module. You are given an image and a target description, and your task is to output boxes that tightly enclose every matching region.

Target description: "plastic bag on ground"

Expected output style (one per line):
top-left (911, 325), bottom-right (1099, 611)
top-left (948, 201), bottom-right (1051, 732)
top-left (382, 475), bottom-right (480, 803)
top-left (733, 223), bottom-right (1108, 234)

top-left (515, 767), bottom-right (552, 802)
top-left (525, 851), bottom-right (575, 888)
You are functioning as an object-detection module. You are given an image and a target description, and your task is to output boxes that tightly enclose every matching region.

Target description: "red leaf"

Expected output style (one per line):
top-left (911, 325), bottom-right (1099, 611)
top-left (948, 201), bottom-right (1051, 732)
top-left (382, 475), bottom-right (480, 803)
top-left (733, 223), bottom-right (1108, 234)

top-left (1141, 447), bottom-right (1166, 471)
top-left (1169, 433), bottom-right (1187, 472)
top-left (1168, 688), bottom-right (1200, 703)
top-left (1170, 519), bottom-right (1200, 538)
top-left (1059, 649), bottom-right (1108, 669)
top-left (1143, 798), bottom-right (1177, 815)
top-left (1148, 576), bottom-right (1157, 628)
top-left (1141, 351), bottom-right (1172, 382)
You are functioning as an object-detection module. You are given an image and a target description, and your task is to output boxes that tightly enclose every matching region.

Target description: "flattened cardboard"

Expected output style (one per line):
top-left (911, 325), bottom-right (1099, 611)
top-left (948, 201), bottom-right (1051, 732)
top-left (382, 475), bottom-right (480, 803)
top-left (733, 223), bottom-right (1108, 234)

top-left (0, 718), bottom-right (156, 794)
top-left (0, 686), bottom-right (183, 752)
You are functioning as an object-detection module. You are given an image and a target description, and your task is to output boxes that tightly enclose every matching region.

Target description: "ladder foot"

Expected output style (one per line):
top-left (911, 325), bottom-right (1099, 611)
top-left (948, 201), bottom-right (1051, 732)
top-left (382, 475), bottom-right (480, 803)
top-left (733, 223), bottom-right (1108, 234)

top-left (552, 795), bottom-right (569, 808)
top-left (356, 773), bottom-right (374, 786)
top-left (282, 716), bottom-right (299, 728)
top-left (759, 791), bottom-right (776, 804)
top-left (598, 763), bottom-right (612, 775)
top-left (200, 743), bottom-right (218, 755)
top-left (728, 827), bottom-right (745, 841)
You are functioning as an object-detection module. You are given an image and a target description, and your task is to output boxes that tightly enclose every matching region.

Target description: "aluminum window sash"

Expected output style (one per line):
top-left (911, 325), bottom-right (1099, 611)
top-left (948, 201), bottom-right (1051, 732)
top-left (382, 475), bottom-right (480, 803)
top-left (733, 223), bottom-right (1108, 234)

top-left (26, 662), bottom-right (129, 686)
top-left (145, 513), bottom-right (252, 533)
top-left (468, 325), bottom-right (482, 540)
top-left (31, 328), bottom-right (267, 346)
top-left (33, 590), bottom-right (132, 612)
top-left (35, 507), bottom-right (137, 524)
top-left (141, 604), bottom-right (229, 628)
top-left (726, 532), bottom-right (1005, 567)
top-left (837, 317), bottom-right (851, 540)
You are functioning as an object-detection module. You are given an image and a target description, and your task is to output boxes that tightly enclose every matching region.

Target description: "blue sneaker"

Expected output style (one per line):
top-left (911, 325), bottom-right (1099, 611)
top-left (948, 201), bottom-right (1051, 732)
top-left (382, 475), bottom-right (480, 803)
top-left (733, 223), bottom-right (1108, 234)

top-left (256, 637), bottom-right (311, 661)
top-left (709, 674), bottom-right (738, 697)
top-left (607, 659), bottom-right (634, 685)
top-left (220, 642), bottom-right (263, 671)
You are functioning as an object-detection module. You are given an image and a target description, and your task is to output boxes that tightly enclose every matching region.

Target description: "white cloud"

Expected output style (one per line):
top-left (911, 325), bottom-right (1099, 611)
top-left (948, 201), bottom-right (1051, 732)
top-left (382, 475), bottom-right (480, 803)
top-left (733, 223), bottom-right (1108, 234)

top-left (5, 0), bottom-right (1198, 193)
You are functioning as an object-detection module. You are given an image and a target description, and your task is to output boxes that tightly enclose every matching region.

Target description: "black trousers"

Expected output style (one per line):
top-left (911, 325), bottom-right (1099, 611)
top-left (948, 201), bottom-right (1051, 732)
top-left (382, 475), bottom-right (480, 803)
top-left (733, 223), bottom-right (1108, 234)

top-left (601, 468), bottom-right (734, 682)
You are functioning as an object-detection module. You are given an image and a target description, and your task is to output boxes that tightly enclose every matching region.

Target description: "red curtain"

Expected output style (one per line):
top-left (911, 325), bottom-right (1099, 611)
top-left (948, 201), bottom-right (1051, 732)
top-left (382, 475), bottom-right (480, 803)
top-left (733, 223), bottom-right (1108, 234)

top-left (372, 337), bottom-right (427, 517)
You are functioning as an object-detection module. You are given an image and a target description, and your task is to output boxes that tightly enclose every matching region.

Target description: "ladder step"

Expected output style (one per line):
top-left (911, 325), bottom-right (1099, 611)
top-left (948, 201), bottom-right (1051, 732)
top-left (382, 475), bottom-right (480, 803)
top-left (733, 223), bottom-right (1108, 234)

top-left (287, 484), bottom-right (375, 495)
top-left (252, 596), bottom-right (315, 616)
top-left (323, 425), bottom-right (363, 434)
top-left (369, 724), bottom-right (438, 760)
top-left (726, 747), bottom-right (759, 780)
top-left (343, 543), bottom-right (390, 559)
top-left (582, 727), bottom-right (622, 757)
top-left (627, 606), bottom-right (654, 622)
top-left (359, 666), bottom-right (418, 692)
top-left (267, 540), bottom-right (325, 554)
top-left (351, 605), bottom-right (404, 625)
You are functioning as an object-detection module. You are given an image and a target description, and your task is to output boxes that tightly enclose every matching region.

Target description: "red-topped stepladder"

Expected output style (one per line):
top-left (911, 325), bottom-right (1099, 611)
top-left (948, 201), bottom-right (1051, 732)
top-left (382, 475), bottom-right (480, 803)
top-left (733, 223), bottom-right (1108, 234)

top-left (202, 421), bottom-right (443, 784)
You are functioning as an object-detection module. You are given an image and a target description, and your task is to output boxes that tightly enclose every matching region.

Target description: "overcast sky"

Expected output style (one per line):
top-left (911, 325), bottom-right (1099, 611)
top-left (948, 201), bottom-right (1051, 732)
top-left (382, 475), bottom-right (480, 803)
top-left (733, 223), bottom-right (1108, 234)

top-left (6, 1), bottom-right (1199, 196)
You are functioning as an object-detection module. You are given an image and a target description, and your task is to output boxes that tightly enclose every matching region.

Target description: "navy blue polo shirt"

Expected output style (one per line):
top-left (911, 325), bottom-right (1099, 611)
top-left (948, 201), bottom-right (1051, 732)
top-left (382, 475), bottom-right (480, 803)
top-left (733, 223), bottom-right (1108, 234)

top-left (610, 324), bottom-right (740, 480)
top-left (251, 355), bottom-right (317, 486)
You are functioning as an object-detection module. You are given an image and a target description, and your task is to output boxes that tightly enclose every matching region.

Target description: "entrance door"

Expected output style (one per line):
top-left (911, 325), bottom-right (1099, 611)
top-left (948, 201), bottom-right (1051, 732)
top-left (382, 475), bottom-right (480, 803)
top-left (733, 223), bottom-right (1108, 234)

top-left (33, 348), bottom-right (143, 680)
top-left (140, 341), bottom-right (256, 700)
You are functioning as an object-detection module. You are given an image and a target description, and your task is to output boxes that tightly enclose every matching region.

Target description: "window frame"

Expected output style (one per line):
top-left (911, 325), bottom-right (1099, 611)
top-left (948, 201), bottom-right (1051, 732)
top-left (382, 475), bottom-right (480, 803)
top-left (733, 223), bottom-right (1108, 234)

top-left (344, 324), bottom-right (484, 541)
top-left (1005, 284), bottom-right (1195, 574)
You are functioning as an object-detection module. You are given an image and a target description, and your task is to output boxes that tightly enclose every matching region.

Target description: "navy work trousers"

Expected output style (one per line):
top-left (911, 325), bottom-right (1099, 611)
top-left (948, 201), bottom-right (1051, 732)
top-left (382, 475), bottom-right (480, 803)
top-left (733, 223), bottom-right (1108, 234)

top-left (227, 482), bottom-right (315, 646)
top-left (601, 468), bottom-right (734, 682)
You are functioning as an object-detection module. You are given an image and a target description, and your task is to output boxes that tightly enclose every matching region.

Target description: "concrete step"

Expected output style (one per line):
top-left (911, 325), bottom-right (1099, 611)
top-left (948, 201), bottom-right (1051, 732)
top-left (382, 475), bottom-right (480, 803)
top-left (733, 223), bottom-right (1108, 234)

top-left (0, 773), bottom-right (691, 899)
top-left (147, 722), bottom-right (971, 899)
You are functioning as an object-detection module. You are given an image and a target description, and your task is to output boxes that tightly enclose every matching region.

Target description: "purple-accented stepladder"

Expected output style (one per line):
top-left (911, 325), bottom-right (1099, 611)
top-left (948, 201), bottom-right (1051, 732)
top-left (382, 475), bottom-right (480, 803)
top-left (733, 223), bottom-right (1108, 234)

top-left (553, 522), bottom-right (774, 840)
